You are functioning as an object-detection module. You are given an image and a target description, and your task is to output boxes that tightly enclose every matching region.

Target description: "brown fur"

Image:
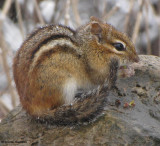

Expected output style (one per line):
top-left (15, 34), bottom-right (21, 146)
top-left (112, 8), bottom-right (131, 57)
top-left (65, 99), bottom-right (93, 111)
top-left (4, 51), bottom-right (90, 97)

top-left (13, 17), bottom-right (139, 123)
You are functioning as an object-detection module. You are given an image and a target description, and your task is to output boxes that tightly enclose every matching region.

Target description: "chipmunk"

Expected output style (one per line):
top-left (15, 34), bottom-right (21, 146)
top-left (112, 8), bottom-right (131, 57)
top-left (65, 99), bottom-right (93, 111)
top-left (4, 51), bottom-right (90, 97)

top-left (13, 16), bottom-right (139, 125)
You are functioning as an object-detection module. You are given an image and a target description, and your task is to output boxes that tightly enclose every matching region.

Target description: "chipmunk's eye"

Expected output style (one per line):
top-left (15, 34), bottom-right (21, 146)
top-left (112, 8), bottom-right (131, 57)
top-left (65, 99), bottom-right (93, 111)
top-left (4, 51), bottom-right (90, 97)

top-left (113, 43), bottom-right (126, 51)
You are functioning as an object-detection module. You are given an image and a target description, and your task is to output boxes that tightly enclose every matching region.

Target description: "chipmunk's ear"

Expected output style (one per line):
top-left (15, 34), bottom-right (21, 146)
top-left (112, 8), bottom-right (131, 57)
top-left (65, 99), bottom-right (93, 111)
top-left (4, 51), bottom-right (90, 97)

top-left (90, 22), bottom-right (103, 43)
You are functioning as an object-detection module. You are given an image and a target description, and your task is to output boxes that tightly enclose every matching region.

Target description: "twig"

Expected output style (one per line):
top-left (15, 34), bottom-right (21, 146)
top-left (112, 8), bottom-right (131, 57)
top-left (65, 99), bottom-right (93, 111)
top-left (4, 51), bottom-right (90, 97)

top-left (0, 86), bottom-right (9, 97)
top-left (158, 0), bottom-right (160, 56)
top-left (124, 0), bottom-right (135, 33)
top-left (0, 38), bottom-right (17, 108)
top-left (64, 0), bottom-right (71, 25)
top-left (132, 0), bottom-right (144, 44)
top-left (55, 2), bottom-right (66, 23)
top-left (33, 0), bottom-right (45, 25)
top-left (0, 99), bottom-right (10, 115)
top-left (0, 0), bottom-right (12, 17)
top-left (144, 0), bottom-right (151, 55)
top-left (0, 0), bottom-right (17, 108)
top-left (146, 0), bottom-right (160, 56)
top-left (103, 5), bottom-right (119, 21)
top-left (102, 0), bottom-right (107, 20)
top-left (15, 0), bottom-right (25, 40)
top-left (51, 0), bottom-right (59, 23)
top-left (71, 0), bottom-right (81, 26)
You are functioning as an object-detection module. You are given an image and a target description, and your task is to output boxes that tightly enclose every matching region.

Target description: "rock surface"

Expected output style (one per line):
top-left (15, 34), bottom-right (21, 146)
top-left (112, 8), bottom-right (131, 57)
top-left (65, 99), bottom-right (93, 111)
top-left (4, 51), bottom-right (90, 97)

top-left (0, 55), bottom-right (160, 146)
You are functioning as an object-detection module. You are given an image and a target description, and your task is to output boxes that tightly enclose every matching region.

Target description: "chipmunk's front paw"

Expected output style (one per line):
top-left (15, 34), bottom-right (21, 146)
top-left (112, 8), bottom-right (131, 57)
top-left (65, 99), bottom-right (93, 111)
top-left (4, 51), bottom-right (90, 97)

top-left (118, 65), bottom-right (135, 78)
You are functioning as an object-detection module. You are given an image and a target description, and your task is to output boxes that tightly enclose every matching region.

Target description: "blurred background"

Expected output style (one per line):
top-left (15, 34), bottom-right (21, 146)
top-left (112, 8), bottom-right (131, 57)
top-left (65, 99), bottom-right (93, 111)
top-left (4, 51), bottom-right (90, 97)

top-left (0, 0), bottom-right (159, 120)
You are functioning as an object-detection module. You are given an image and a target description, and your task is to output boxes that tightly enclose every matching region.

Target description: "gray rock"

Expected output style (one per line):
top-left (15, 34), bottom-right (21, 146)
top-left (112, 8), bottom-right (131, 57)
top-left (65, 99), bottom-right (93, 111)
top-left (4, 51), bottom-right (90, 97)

top-left (0, 55), bottom-right (160, 145)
